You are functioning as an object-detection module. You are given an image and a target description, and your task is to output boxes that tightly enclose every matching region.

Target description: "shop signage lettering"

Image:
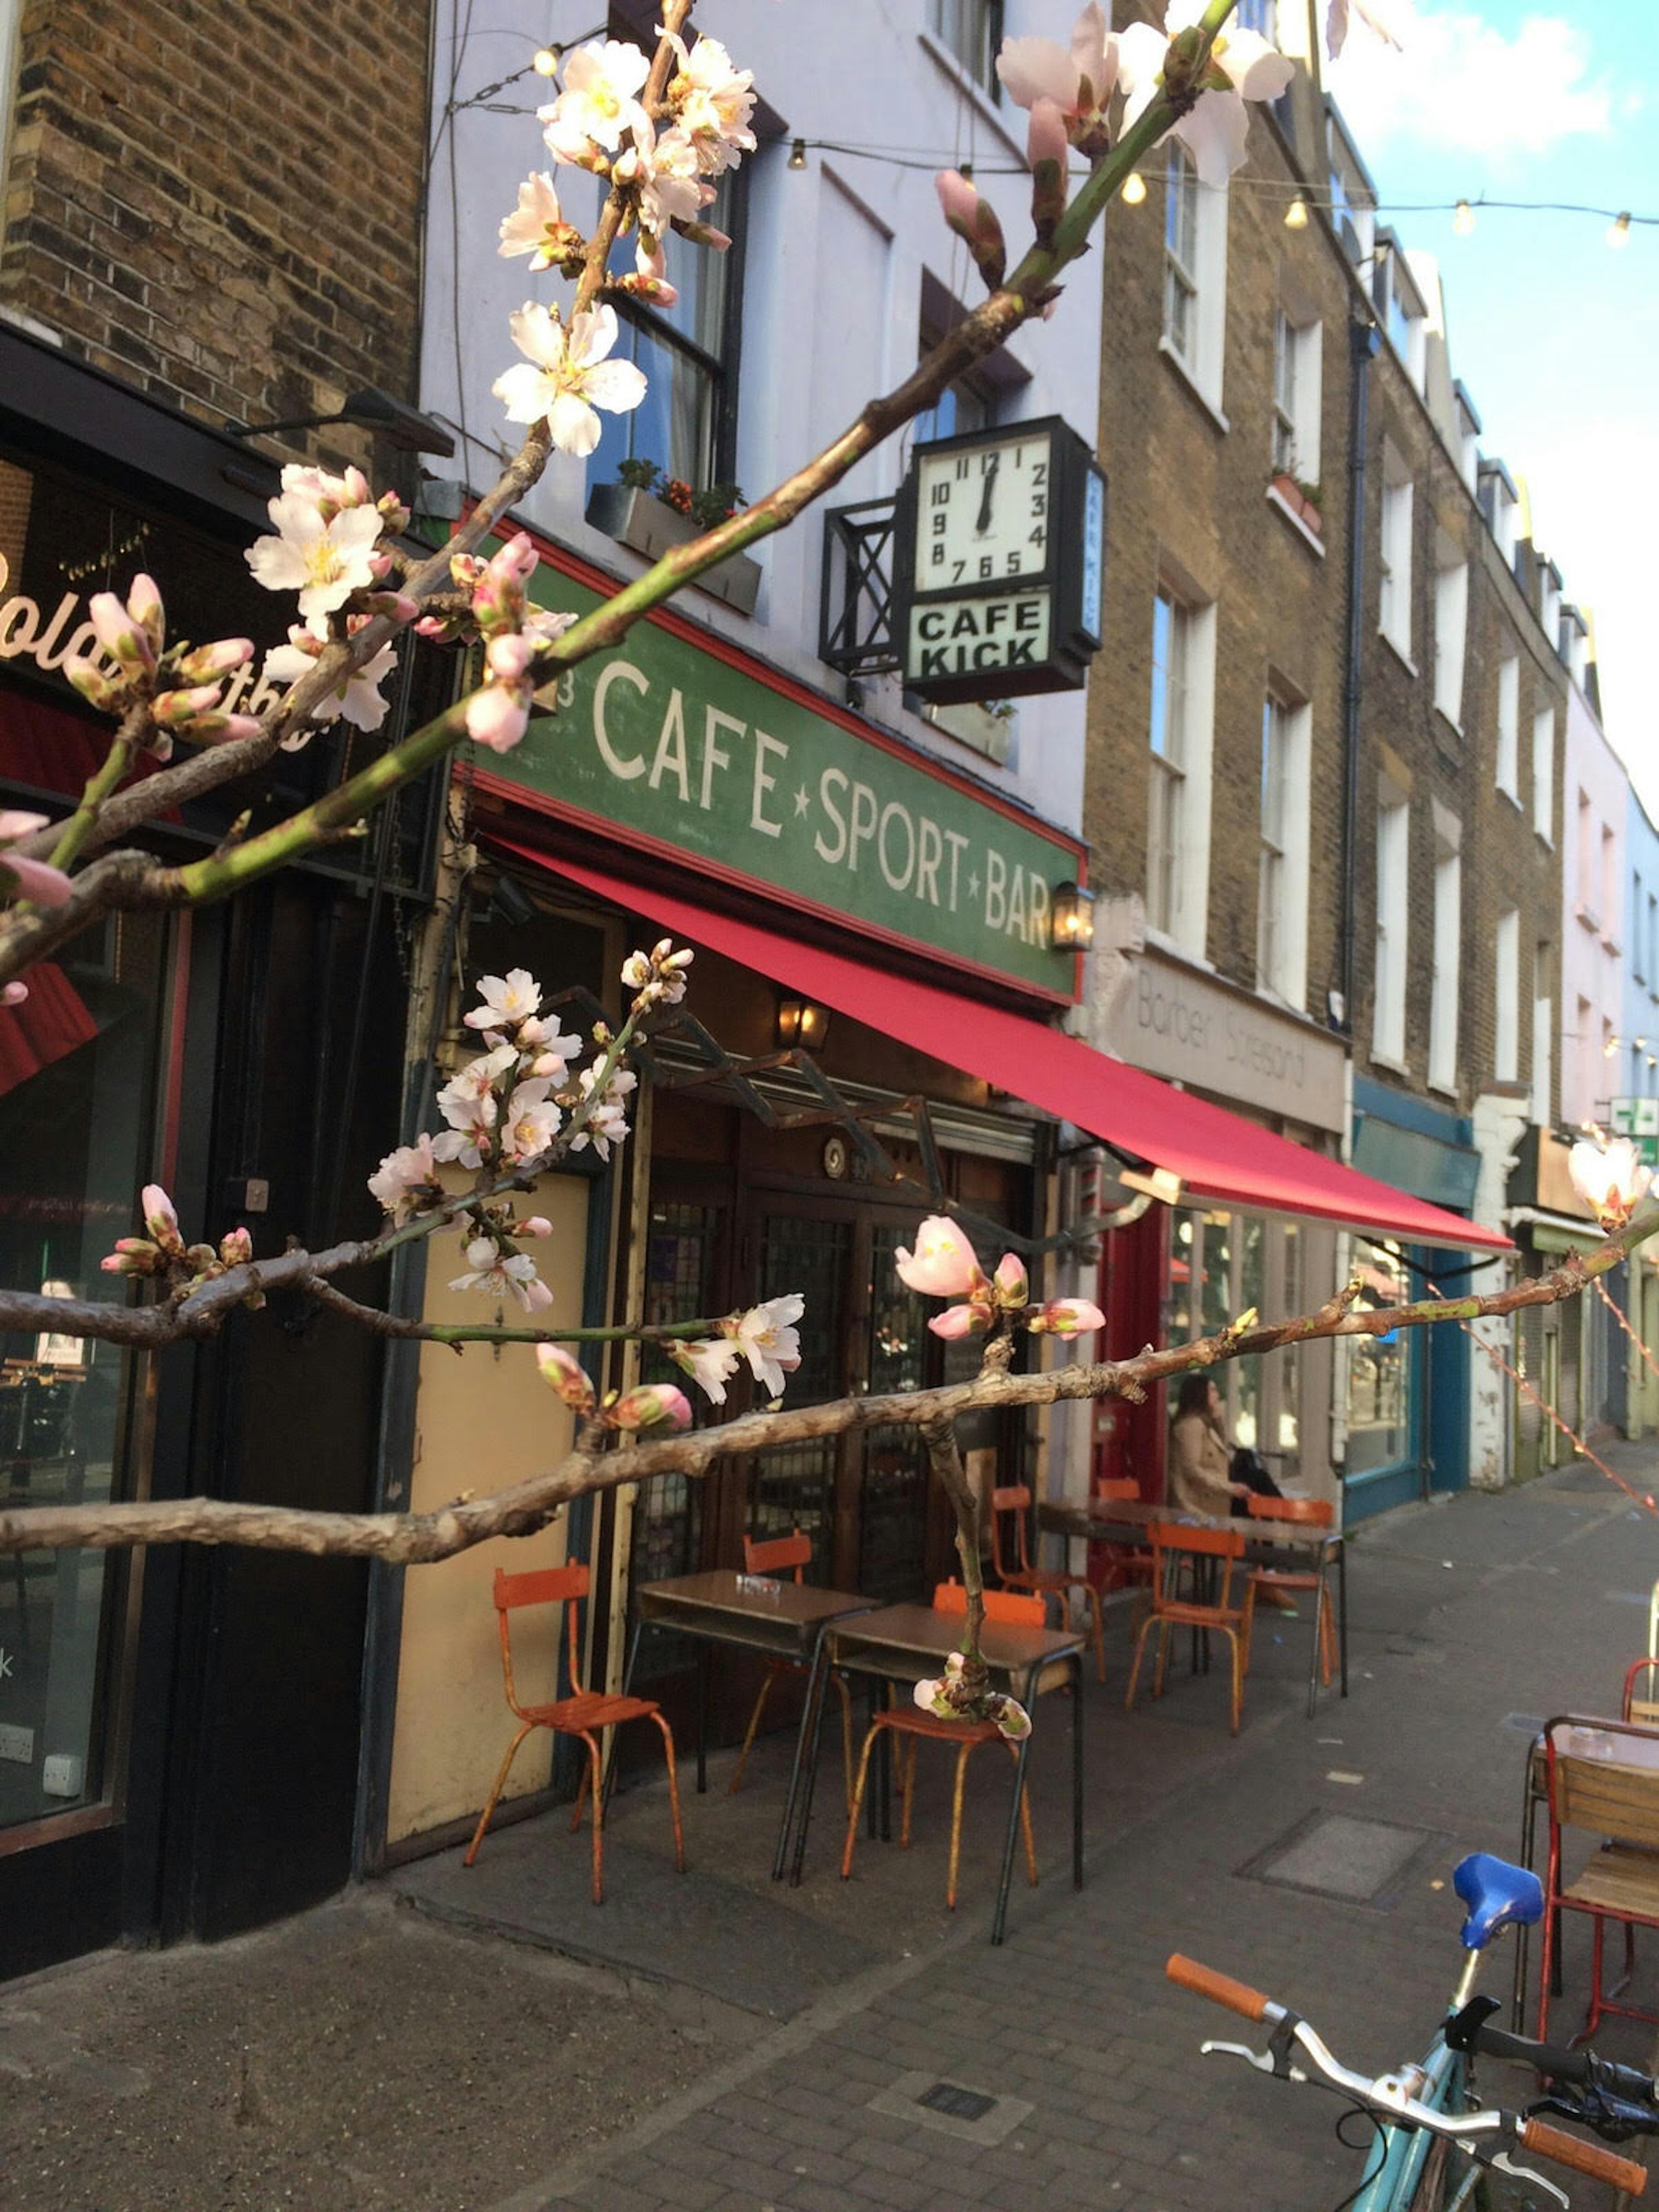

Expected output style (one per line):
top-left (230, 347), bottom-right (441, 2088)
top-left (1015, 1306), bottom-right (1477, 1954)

top-left (906, 594), bottom-right (1052, 680)
top-left (0, 553), bottom-right (290, 719)
top-left (1104, 952), bottom-right (1345, 1132)
top-left (494, 556), bottom-right (1082, 996)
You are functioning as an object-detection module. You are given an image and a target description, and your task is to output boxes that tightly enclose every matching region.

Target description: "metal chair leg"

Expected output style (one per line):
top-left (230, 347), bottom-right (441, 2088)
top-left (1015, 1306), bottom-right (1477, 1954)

top-left (728, 1665), bottom-right (776, 1795)
top-left (947, 1740), bottom-right (975, 1910)
top-left (1086, 1586), bottom-right (1106, 1685)
top-left (1124, 1611), bottom-right (1154, 1712)
top-left (649, 1709), bottom-right (687, 1874)
top-left (833, 1672), bottom-right (856, 1815)
top-left (580, 1732), bottom-right (605, 1904)
top-left (899, 1737), bottom-right (919, 1849)
top-left (464, 1721), bottom-right (535, 1867)
top-left (1153, 1617), bottom-right (1173, 1700)
top-left (840, 1724), bottom-right (881, 1880)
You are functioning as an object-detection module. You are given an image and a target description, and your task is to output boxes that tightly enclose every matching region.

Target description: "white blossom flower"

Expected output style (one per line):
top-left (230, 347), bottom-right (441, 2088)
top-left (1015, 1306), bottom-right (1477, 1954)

top-left (569, 1065), bottom-right (636, 1160)
top-left (726, 1294), bottom-right (804, 1399)
top-left (493, 301), bottom-right (648, 458)
top-left (262, 627), bottom-right (397, 740)
top-left (1569, 1136), bottom-right (1653, 1230)
top-left (614, 118), bottom-right (709, 238)
top-left (449, 1236), bottom-right (553, 1311)
top-left (245, 493), bottom-right (384, 625)
top-left (664, 32), bottom-right (756, 173)
top-left (540, 38), bottom-right (650, 159)
top-left (1118, 0), bottom-right (1294, 187)
top-left (668, 1335), bottom-right (743, 1405)
top-left (501, 1078), bottom-right (562, 1164)
top-left (1326, 0), bottom-right (1403, 57)
top-left (996, 4), bottom-right (1118, 130)
top-left (367, 1132), bottom-right (442, 1223)
top-left (465, 970), bottom-right (542, 1033)
top-left (497, 172), bottom-right (580, 270)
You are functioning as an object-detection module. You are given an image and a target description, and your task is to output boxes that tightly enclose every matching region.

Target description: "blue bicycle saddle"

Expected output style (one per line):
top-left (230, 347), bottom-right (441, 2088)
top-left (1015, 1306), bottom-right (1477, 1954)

top-left (1454, 1852), bottom-right (1544, 1949)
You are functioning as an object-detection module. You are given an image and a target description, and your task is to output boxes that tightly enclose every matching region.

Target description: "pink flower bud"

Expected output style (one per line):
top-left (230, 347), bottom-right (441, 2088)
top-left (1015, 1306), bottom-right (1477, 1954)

top-left (536, 1342), bottom-right (597, 1415)
top-left (153, 684), bottom-right (226, 725)
top-left (520, 1215), bottom-right (553, 1237)
top-left (174, 638), bottom-right (254, 684)
top-left (127, 574), bottom-right (165, 653)
top-left (219, 1226), bottom-right (254, 1266)
top-left (934, 170), bottom-right (1006, 290)
top-left (486, 632), bottom-right (534, 681)
top-left (1, 979), bottom-right (27, 1007)
top-left (141, 1183), bottom-right (183, 1252)
top-left (927, 1302), bottom-right (986, 1339)
top-left (61, 656), bottom-right (120, 710)
top-left (610, 1383), bottom-right (693, 1432)
top-left (0, 850), bottom-right (73, 908)
top-left (1027, 1298), bottom-right (1105, 1338)
top-left (465, 682), bottom-right (531, 754)
top-left (994, 1253), bottom-right (1029, 1307)
top-left (895, 1216), bottom-right (982, 1298)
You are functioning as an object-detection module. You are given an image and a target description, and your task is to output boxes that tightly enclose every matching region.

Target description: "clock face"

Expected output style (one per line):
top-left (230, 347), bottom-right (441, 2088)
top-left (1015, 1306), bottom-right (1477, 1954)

top-left (912, 429), bottom-right (1055, 595)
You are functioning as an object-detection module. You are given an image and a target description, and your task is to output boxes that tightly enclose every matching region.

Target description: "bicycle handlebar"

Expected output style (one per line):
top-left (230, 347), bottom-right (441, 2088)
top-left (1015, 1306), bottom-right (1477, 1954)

top-left (1165, 1953), bottom-right (1652, 2199)
top-left (1462, 2019), bottom-right (1593, 2084)
top-left (1519, 2117), bottom-right (1649, 2196)
top-left (1165, 1953), bottom-right (1274, 2023)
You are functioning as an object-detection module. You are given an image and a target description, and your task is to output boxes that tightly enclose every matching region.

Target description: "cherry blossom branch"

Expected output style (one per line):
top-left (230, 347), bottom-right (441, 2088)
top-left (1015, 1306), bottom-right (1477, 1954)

top-left (0, 10), bottom-right (1226, 976)
top-left (5, 1209), bottom-right (1653, 1561)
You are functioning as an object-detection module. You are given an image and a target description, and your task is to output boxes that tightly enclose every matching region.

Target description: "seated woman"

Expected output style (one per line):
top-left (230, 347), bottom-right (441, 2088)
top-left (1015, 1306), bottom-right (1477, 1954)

top-left (1168, 1373), bottom-right (1295, 1610)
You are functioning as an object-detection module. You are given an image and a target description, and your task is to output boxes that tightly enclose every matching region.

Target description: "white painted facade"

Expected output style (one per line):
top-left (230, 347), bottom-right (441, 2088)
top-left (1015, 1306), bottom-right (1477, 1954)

top-left (1560, 677), bottom-right (1627, 1131)
top-left (420, 1), bottom-right (1103, 844)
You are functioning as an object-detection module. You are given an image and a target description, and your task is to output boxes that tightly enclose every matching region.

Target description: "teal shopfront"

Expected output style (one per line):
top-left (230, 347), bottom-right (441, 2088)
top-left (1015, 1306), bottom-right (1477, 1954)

top-left (1344, 1079), bottom-right (1485, 1523)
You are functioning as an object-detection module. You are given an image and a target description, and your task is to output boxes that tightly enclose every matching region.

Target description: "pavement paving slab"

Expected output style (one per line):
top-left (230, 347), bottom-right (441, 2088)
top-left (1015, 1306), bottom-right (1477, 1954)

top-left (8, 1452), bottom-right (1659, 2211)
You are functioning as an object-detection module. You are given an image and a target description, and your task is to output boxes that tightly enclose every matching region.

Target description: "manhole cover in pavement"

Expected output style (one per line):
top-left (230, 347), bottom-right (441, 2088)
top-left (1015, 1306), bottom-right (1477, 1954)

top-left (918, 2082), bottom-right (996, 2122)
top-left (1238, 1811), bottom-right (1443, 1905)
top-left (1502, 1712), bottom-right (1546, 1735)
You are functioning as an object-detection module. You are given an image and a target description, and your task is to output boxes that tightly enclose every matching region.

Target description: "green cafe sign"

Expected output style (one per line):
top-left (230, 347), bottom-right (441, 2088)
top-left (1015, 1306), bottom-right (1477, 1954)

top-left (479, 549), bottom-right (1084, 1000)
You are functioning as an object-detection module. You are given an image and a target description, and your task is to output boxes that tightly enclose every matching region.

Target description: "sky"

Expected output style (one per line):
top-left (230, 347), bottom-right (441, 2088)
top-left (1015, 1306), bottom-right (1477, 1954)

top-left (1324, 0), bottom-right (1658, 812)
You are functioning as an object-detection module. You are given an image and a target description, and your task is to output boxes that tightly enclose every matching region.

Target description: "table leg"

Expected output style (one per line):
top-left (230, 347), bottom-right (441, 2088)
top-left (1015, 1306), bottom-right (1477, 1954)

top-left (789, 1646), bottom-right (838, 1888)
top-left (1337, 1536), bottom-right (1349, 1699)
top-left (775, 1633), bottom-right (826, 1883)
top-left (1305, 1548), bottom-right (1328, 1723)
top-left (1070, 1653), bottom-right (1084, 1891)
top-left (992, 1724), bottom-right (1034, 1947)
top-left (696, 1642), bottom-right (711, 1795)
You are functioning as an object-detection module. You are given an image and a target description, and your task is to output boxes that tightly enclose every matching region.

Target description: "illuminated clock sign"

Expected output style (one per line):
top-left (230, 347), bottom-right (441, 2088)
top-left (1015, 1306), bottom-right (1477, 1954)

top-left (893, 416), bottom-right (1106, 705)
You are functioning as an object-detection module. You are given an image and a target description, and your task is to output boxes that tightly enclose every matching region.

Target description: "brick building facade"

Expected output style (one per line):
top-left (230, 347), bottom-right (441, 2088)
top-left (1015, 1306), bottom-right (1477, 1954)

top-left (0, 0), bottom-right (440, 1977)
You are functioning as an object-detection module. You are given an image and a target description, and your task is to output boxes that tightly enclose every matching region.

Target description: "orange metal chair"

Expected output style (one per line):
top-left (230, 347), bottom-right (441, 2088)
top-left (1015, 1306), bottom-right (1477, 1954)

top-left (464, 1562), bottom-right (685, 1904)
top-left (838, 1580), bottom-right (1041, 1910)
top-left (728, 1527), bottom-right (854, 1812)
top-left (1087, 1475), bottom-right (1155, 1598)
top-left (1537, 1718), bottom-right (1659, 2042)
top-left (1124, 1521), bottom-right (1256, 1735)
top-left (1243, 1495), bottom-right (1339, 1689)
top-left (989, 1481), bottom-right (1106, 1683)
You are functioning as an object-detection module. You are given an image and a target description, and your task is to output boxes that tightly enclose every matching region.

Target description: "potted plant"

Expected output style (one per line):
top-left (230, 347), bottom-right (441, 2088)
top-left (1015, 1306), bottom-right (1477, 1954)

top-left (585, 459), bottom-right (762, 615)
top-left (1269, 469), bottom-right (1323, 537)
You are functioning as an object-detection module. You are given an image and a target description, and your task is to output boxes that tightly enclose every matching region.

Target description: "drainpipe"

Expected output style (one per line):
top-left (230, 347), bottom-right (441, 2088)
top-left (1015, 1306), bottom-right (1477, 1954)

top-left (1338, 318), bottom-right (1380, 1031)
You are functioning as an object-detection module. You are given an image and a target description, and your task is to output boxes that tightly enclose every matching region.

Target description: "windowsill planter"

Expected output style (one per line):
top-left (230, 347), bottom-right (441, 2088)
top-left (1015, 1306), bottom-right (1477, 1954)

top-left (585, 484), bottom-right (761, 617)
top-left (1269, 472), bottom-right (1323, 536)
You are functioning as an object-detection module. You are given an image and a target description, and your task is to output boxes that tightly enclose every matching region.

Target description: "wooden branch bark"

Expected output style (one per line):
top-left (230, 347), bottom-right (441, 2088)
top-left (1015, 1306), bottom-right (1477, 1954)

top-left (2, 1217), bottom-right (1648, 1561)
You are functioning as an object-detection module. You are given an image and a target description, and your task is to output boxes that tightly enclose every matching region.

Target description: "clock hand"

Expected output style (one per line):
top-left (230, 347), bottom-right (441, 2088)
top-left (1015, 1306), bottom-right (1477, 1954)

top-left (974, 454), bottom-right (1000, 535)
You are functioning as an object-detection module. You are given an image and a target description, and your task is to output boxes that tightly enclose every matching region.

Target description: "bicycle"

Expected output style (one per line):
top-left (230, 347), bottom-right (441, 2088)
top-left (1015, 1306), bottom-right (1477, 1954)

top-left (1167, 1851), bottom-right (1659, 2209)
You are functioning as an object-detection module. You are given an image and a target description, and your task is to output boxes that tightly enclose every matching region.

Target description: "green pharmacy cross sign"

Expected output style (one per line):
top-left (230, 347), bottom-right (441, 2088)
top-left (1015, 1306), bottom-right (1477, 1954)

top-left (476, 540), bottom-right (1086, 1001)
top-left (1611, 1096), bottom-right (1659, 1170)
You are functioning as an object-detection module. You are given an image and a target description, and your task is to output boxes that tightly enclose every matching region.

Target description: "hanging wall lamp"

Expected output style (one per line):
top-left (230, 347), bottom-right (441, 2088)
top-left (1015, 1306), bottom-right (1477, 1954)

top-left (1051, 882), bottom-right (1097, 949)
top-left (777, 995), bottom-right (831, 1051)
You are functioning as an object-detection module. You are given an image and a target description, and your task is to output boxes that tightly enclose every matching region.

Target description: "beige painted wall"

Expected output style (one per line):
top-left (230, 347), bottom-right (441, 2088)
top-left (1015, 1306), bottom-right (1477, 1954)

top-left (386, 1170), bottom-right (591, 1843)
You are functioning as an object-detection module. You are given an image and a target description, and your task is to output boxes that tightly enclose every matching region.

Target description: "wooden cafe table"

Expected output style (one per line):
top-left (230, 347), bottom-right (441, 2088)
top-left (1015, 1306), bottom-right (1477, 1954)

top-left (1039, 1494), bottom-right (1349, 1716)
top-left (790, 1603), bottom-right (1086, 1945)
top-left (623, 1568), bottom-right (877, 1878)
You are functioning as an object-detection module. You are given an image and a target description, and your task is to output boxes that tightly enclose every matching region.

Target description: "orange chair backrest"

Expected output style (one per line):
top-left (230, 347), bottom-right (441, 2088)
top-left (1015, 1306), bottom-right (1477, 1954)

top-left (1246, 1495), bottom-right (1334, 1528)
top-left (492, 1561), bottom-right (589, 1715)
top-left (1093, 1477), bottom-right (1140, 1503)
top-left (931, 1579), bottom-right (1047, 1628)
top-left (1149, 1520), bottom-right (1246, 1560)
top-left (744, 1528), bottom-right (811, 1582)
top-left (988, 1484), bottom-right (1035, 1577)
top-left (991, 1484), bottom-right (1033, 1513)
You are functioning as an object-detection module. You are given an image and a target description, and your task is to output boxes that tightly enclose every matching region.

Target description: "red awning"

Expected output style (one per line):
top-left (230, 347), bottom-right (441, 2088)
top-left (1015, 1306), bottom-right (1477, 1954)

top-left (0, 962), bottom-right (98, 1099)
top-left (503, 844), bottom-right (1511, 1253)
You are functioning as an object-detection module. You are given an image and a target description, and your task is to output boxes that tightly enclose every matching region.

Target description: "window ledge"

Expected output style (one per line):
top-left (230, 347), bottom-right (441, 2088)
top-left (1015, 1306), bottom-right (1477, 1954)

top-left (1433, 706), bottom-right (1463, 742)
top-left (1496, 784), bottom-right (1524, 813)
top-left (915, 32), bottom-right (1025, 159)
top-left (1370, 1051), bottom-right (1411, 1079)
top-left (1144, 923), bottom-right (1214, 972)
top-left (1265, 483), bottom-right (1325, 558)
top-left (1535, 828), bottom-right (1554, 849)
top-left (1379, 629), bottom-right (1417, 679)
top-left (1157, 337), bottom-right (1230, 434)
top-left (1427, 1077), bottom-right (1460, 1100)
top-left (1575, 901), bottom-right (1603, 934)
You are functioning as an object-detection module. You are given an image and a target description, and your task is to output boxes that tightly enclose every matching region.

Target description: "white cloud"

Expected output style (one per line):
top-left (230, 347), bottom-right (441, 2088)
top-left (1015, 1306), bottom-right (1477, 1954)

top-left (1326, 6), bottom-right (1617, 162)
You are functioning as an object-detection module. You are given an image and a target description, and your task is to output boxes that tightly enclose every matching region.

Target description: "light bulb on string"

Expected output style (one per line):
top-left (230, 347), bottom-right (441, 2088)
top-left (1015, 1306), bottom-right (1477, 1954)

top-left (1610, 212), bottom-right (1633, 248)
top-left (532, 45), bottom-right (560, 76)
top-left (788, 138), bottom-right (807, 170)
top-left (1453, 199), bottom-right (1475, 236)
top-left (1122, 171), bottom-right (1147, 206)
top-left (1284, 196), bottom-right (1309, 230)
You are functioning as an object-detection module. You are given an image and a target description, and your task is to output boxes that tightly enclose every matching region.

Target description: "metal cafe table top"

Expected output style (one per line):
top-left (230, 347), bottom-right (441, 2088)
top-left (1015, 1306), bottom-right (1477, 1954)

top-left (626, 1568), bottom-right (877, 1874)
top-left (796, 1602), bottom-right (1086, 1944)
